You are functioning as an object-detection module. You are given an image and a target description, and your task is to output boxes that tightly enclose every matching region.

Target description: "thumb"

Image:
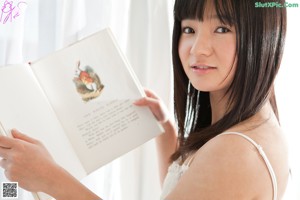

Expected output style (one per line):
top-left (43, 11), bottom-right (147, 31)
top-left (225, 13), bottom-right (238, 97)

top-left (11, 129), bottom-right (38, 144)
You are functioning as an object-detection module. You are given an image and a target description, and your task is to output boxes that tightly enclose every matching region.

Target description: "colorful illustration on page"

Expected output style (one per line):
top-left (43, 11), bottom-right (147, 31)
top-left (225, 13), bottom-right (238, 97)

top-left (73, 61), bottom-right (104, 102)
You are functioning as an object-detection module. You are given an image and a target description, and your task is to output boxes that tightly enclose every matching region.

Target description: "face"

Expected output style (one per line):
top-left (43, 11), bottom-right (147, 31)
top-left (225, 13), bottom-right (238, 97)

top-left (178, 4), bottom-right (237, 94)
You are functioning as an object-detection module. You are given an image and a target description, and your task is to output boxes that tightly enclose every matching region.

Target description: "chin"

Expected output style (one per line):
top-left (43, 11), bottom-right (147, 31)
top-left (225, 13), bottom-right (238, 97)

top-left (189, 79), bottom-right (231, 94)
top-left (190, 82), bottom-right (213, 92)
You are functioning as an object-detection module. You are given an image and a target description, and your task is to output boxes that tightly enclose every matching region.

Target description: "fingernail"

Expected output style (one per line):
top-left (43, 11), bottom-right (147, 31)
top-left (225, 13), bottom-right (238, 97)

top-left (11, 129), bottom-right (19, 135)
top-left (133, 99), bottom-right (141, 104)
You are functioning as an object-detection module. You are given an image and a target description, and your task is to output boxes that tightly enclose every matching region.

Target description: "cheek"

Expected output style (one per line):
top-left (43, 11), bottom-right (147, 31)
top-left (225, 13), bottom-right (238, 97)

top-left (216, 39), bottom-right (235, 64)
top-left (226, 46), bottom-right (236, 67)
top-left (214, 38), bottom-right (236, 75)
top-left (178, 38), bottom-right (192, 65)
top-left (214, 38), bottom-right (237, 86)
top-left (178, 40), bottom-right (186, 64)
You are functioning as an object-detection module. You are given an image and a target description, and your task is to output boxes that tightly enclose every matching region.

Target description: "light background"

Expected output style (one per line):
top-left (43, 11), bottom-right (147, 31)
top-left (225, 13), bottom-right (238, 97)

top-left (276, 4), bottom-right (300, 199)
top-left (0, 1), bottom-right (299, 199)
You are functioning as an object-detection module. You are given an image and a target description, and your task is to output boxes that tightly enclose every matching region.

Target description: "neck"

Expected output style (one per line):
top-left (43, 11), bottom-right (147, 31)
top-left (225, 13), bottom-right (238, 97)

top-left (209, 91), bottom-right (230, 124)
top-left (226, 101), bottom-right (280, 133)
top-left (209, 90), bottom-right (278, 128)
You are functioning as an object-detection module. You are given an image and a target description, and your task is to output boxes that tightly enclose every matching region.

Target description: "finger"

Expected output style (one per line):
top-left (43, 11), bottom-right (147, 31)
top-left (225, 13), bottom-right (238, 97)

top-left (134, 89), bottom-right (158, 105)
top-left (11, 129), bottom-right (39, 144)
top-left (143, 97), bottom-right (169, 123)
top-left (138, 97), bottom-right (169, 122)
top-left (0, 136), bottom-right (14, 148)
top-left (144, 88), bottom-right (159, 99)
top-left (133, 96), bottom-right (159, 107)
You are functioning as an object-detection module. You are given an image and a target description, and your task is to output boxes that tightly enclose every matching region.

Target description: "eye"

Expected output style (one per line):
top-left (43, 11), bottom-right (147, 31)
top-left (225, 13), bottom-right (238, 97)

top-left (182, 27), bottom-right (195, 34)
top-left (215, 27), bottom-right (231, 33)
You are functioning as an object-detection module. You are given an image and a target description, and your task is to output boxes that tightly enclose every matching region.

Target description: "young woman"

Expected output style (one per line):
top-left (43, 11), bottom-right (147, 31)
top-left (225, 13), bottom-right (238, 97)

top-left (0, 0), bottom-right (289, 199)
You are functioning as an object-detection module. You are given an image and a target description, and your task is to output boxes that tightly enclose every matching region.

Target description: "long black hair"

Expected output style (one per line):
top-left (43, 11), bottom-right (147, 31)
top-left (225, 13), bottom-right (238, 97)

top-left (172, 0), bottom-right (286, 161)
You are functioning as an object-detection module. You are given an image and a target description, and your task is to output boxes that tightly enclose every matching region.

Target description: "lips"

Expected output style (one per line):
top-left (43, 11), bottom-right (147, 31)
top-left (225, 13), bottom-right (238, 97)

top-left (190, 64), bottom-right (217, 74)
top-left (191, 65), bottom-right (216, 69)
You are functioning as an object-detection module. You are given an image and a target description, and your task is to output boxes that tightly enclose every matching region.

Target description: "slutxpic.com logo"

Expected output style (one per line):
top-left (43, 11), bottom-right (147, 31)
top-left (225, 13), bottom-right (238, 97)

top-left (255, 1), bottom-right (299, 8)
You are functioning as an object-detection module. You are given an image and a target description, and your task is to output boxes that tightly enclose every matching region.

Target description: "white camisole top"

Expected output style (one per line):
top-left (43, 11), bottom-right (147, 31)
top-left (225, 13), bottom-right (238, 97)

top-left (160, 132), bottom-right (278, 200)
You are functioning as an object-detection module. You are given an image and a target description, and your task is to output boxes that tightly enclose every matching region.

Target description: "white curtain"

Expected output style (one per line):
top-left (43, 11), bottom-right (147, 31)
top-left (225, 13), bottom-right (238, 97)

top-left (0, 0), bottom-right (173, 199)
top-left (1, 1), bottom-right (299, 200)
top-left (276, 6), bottom-right (300, 200)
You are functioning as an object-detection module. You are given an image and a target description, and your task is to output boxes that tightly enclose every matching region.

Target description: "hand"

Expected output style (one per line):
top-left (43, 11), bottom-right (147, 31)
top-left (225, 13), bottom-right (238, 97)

top-left (0, 130), bottom-right (103, 200)
top-left (134, 89), bottom-right (177, 184)
top-left (134, 88), bottom-right (170, 124)
top-left (0, 129), bottom-right (58, 192)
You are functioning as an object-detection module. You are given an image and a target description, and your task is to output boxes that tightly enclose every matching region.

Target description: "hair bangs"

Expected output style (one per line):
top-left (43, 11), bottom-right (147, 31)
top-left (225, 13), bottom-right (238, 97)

top-left (214, 0), bottom-right (236, 27)
top-left (174, 0), bottom-right (236, 26)
top-left (174, 0), bottom-right (207, 21)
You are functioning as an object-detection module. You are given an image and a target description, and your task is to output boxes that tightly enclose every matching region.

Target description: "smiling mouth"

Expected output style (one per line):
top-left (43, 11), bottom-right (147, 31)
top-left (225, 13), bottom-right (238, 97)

top-left (191, 66), bottom-right (216, 69)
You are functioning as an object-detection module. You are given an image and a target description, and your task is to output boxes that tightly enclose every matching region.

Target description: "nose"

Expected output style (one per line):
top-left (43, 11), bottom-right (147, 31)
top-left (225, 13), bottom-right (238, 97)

top-left (190, 31), bottom-right (213, 57)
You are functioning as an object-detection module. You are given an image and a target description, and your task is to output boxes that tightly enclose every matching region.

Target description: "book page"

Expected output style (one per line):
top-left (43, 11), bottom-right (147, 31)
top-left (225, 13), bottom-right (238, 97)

top-left (0, 64), bottom-right (86, 180)
top-left (31, 28), bottom-right (162, 173)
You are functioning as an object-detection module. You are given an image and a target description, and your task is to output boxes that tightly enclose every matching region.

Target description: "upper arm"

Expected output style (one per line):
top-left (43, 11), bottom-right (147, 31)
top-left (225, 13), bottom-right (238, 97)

top-left (166, 134), bottom-right (269, 200)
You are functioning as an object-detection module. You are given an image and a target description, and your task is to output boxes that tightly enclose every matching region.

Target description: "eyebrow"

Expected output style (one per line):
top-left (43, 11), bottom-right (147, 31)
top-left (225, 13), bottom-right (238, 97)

top-left (208, 14), bottom-right (234, 24)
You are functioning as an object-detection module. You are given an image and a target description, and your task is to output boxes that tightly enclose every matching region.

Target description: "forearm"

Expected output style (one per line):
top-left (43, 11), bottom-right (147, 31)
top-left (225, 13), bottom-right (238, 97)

top-left (45, 165), bottom-right (101, 200)
top-left (0, 130), bottom-right (102, 200)
top-left (156, 119), bottom-right (177, 186)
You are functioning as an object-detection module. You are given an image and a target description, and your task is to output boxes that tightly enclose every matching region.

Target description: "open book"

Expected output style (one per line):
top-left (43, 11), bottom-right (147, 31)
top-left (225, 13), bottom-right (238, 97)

top-left (0, 28), bottom-right (162, 200)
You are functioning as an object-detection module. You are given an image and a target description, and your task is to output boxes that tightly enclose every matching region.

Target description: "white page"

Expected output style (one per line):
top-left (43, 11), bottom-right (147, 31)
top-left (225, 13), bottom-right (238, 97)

top-left (0, 64), bottom-right (86, 180)
top-left (31, 28), bottom-right (162, 173)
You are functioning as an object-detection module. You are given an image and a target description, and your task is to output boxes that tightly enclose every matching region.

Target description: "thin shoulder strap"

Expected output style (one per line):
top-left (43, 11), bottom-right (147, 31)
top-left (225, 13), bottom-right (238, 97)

top-left (185, 153), bottom-right (197, 167)
top-left (219, 132), bottom-right (278, 200)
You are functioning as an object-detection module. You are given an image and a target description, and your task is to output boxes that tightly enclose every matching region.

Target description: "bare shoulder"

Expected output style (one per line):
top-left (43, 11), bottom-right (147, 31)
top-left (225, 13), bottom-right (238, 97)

top-left (166, 129), bottom-right (289, 200)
